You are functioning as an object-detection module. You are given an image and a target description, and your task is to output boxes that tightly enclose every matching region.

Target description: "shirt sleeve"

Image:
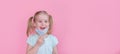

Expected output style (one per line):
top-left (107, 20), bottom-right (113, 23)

top-left (26, 35), bottom-right (37, 46)
top-left (52, 36), bottom-right (59, 47)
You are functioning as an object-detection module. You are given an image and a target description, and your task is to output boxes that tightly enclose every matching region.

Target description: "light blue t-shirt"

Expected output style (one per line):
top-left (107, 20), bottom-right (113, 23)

top-left (26, 34), bottom-right (59, 54)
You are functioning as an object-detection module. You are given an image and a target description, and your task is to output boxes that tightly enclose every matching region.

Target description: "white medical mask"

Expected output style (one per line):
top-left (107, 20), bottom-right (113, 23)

top-left (35, 27), bottom-right (49, 36)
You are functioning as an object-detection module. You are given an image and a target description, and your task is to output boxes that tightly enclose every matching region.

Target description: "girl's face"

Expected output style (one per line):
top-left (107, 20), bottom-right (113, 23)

top-left (35, 14), bottom-right (50, 30)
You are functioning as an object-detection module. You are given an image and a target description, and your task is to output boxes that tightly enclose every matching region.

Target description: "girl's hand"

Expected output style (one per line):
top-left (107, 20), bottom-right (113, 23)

top-left (26, 35), bottom-right (45, 54)
top-left (36, 35), bottom-right (45, 46)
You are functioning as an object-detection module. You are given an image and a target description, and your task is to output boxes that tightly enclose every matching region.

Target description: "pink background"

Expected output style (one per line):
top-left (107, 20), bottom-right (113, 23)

top-left (0, 0), bottom-right (120, 54)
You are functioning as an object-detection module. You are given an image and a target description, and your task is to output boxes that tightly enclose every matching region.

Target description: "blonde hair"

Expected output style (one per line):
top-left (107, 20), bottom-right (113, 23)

top-left (26, 11), bottom-right (53, 36)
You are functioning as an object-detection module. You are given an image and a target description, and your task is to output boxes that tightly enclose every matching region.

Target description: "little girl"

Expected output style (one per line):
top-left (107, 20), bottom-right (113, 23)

top-left (26, 11), bottom-right (58, 54)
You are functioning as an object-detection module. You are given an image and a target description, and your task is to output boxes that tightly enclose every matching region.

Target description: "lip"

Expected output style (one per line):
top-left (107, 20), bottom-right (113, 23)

top-left (40, 27), bottom-right (46, 30)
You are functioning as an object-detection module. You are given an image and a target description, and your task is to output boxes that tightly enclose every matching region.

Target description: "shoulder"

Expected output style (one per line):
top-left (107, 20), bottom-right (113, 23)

top-left (49, 34), bottom-right (59, 47)
top-left (28, 34), bottom-right (38, 38)
top-left (26, 34), bottom-right (38, 46)
top-left (49, 34), bottom-right (58, 40)
top-left (26, 34), bottom-right (38, 41)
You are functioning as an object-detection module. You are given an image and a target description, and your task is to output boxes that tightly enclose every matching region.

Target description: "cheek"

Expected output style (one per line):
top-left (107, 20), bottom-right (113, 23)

top-left (46, 23), bottom-right (50, 26)
top-left (36, 23), bottom-right (42, 26)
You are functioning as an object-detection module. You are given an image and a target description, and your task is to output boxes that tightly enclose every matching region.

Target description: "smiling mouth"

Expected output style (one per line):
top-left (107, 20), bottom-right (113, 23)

top-left (40, 27), bottom-right (46, 30)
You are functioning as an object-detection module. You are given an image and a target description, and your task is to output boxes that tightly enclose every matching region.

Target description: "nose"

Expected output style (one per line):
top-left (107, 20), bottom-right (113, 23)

top-left (41, 22), bottom-right (45, 26)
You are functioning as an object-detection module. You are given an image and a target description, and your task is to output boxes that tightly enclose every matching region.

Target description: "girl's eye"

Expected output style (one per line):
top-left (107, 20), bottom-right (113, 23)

top-left (45, 20), bottom-right (48, 23)
top-left (39, 21), bottom-right (42, 23)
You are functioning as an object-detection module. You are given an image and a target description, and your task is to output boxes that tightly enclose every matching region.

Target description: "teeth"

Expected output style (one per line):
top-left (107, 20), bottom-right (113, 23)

top-left (40, 27), bottom-right (46, 29)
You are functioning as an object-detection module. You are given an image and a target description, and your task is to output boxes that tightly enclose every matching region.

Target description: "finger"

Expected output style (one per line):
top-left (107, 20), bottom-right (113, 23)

top-left (39, 36), bottom-right (43, 39)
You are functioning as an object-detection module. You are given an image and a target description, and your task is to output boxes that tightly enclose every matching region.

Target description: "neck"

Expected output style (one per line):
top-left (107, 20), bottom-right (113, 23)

top-left (36, 33), bottom-right (49, 38)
